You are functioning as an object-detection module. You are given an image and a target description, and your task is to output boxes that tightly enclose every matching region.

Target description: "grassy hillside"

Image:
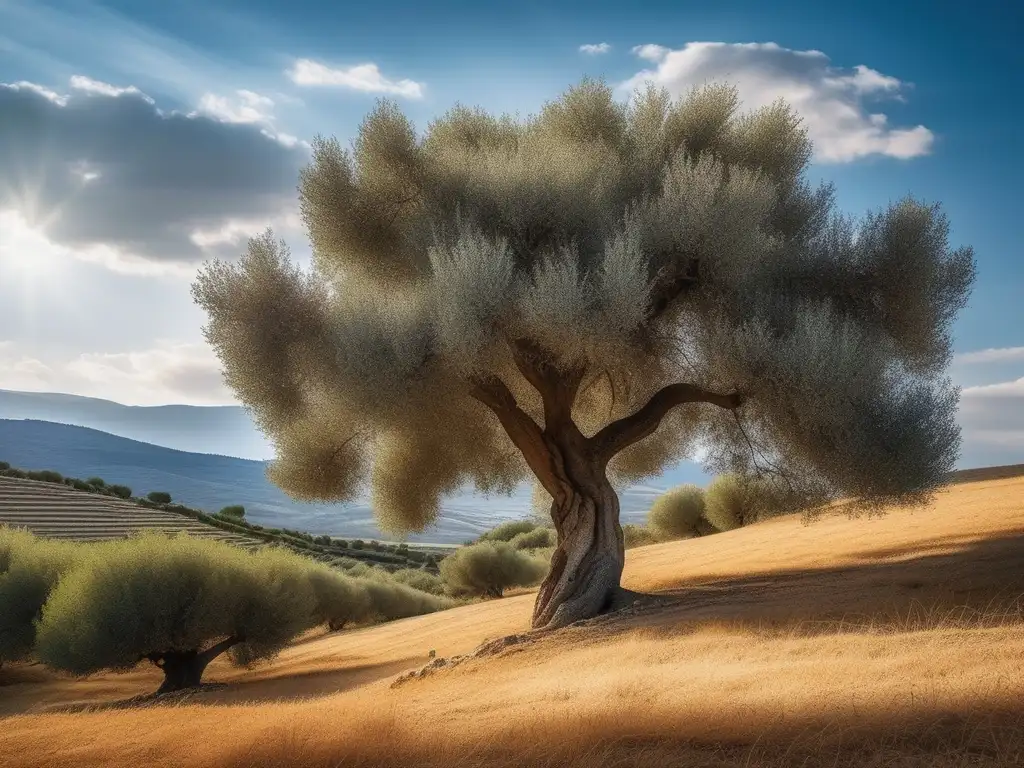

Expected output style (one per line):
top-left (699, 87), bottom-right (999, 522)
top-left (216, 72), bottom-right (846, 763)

top-left (1, 469), bottom-right (1022, 766)
top-left (0, 418), bottom-right (502, 543)
top-left (0, 475), bottom-right (261, 549)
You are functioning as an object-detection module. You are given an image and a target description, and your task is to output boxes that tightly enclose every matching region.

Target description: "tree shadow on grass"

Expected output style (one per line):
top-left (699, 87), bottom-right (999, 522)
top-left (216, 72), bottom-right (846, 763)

top-left (34, 656), bottom-right (422, 713)
top-left (605, 529), bottom-right (1024, 640)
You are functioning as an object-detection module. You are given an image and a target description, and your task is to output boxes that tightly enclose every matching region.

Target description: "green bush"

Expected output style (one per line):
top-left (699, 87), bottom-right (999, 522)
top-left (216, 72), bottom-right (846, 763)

top-left (439, 541), bottom-right (547, 598)
top-left (0, 528), bottom-right (79, 666)
top-left (35, 534), bottom-right (318, 694)
top-left (622, 524), bottom-right (660, 549)
top-left (703, 474), bottom-right (749, 531)
top-left (358, 578), bottom-right (452, 620)
top-left (66, 478), bottom-right (94, 492)
top-left (85, 477), bottom-right (106, 488)
top-left (3, 468), bottom-right (27, 479)
top-left (334, 539), bottom-right (348, 549)
top-left (351, 539), bottom-right (364, 550)
top-left (406, 549), bottom-right (425, 563)
top-left (480, 519), bottom-right (538, 543)
top-left (647, 484), bottom-right (707, 540)
top-left (314, 534), bottom-right (332, 546)
top-left (0, 461), bottom-right (9, 471)
top-left (219, 505), bottom-right (246, 518)
top-left (147, 491), bottom-right (172, 504)
top-left (107, 484), bottom-right (132, 499)
top-left (306, 564), bottom-right (374, 631)
top-left (27, 470), bottom-right (63, 484)
top-left (389, 567), bottom-right (446, 596)
top-left (509, 526), bottom-right (554, 550)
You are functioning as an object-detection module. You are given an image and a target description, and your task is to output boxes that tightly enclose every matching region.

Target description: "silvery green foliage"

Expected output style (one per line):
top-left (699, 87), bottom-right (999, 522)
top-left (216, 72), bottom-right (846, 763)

top-left (193, 78), bottom-right (974, 532)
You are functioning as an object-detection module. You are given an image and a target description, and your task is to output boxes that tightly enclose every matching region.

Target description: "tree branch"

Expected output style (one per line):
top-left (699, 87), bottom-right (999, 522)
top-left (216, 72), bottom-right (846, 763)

top-left (644, 251), bottom-right (701, 324)
top-left (198, 635), bottom-right (243, 666)
top-left (470, 376), bottom-right (562, 495)
top-left (594, 382), bottom-right (744, 459)
top-left (508, 338), bottom-right (584, 428)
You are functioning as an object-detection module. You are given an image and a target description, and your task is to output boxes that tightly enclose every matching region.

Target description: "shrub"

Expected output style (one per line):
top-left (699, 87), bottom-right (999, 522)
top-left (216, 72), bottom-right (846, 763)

top-left (703, 474), bottom-right (749, 531)
top-left (0, 528), bottom-right (79, 666)
top-left (334, 539), bottom-right (348, 549)
top-left (480, 519), bottom-right (538, 543)
top-left (405, 549), bottom-right (425, 563)
top-left (85, 477), bottom-right (106, 488)
top-left (622, 524), bottom-right (660, 549)
top-left (647, 484), bottom-right (707, 540)
top-left (219, 505), bottom-right (246, 519)
top-left (358, 578), bottom-right (452, 620)
top-left (304, 562), bottom-right (375, 631)
top-left (3, 468), bottom-right (27, 479)
top-left (389, 567), bottom-right (445, 596)
top-left (67, 478), bottom-right (94, 492)
top-left (0, 461), bottom-right (9, 470)
top-left (35, 534), bottom-right (318, 694)
top-left (26, 470), bottom-right (63, 484)
top-left (509, 526), bottom-right (554, 551)
top-left (147, 491), bottom-right (172, 504)
top-left (351, 539), bottom-right (364, 550)
top-left (107, 484), bottom-right (132, 499)
top-left (314, 534), bottom-right (332, 546)
top-left (439, 541), bottom-right (547, 598)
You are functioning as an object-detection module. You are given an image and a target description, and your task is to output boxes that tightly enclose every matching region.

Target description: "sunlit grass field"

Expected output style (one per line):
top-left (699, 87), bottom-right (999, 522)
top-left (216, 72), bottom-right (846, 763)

top-left (2, 468), bottom-right (1022, 767)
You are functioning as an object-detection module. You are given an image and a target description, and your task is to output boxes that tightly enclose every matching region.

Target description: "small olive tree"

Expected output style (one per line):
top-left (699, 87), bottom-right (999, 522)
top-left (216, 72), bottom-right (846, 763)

top-left (35, 534), bottom-right (318, 694)
top-left (0, 528), bottom-right (79, 667)
top-left (647, 484), bottom-right (707, 540)
top-left (440, 541), bottom-right (548, 598)
top-left (194, 79), bottom-right (974, 630)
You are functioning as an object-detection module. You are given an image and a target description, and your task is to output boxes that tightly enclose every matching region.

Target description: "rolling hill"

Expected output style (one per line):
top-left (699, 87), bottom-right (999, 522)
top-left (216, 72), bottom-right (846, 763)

top-left (0, 419), bottom-right (697, 542)
top-left (2, 468), bottom-right (1022, 766)
top-left (0, 388), bottom-right (271, 460)
top-left (0, 475), bottom-right (261, 549)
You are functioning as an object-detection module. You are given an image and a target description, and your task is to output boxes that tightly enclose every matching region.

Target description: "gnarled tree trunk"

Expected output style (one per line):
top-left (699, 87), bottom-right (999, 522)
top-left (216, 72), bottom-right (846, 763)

top-left (532, 469), bottom-right (623, 630)
top-left (151, 635), bottom-right (240, 694)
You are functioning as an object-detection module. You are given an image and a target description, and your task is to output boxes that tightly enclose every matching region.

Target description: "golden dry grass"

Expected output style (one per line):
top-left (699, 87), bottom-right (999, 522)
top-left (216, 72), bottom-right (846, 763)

top-left (2, 468), bottom-right (1023, 767)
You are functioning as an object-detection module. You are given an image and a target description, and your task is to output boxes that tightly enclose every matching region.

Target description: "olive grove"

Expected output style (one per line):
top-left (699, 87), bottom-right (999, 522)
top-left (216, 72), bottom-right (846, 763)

top-left (193, 79), bottom-right (975, 631)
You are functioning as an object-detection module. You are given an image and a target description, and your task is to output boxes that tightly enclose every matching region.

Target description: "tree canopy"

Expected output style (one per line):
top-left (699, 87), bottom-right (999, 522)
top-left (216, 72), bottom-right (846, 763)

top-left (193, 78), bottom-right (974, 629)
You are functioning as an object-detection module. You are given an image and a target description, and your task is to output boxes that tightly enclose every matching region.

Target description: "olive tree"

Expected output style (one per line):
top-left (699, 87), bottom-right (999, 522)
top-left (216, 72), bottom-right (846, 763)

top-left (193, 79), bottom-right (974, 631)
top-left (35, 534), bottom-right (317, 693)
top-left (0, 528), bottom-right (78, 667)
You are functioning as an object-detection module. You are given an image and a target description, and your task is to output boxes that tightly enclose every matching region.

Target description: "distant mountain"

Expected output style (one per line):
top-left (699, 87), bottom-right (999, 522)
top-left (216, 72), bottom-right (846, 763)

top-left (0, 419), bottom-right (705, 543)
top-left (0, 389), bottom-right (272, 459)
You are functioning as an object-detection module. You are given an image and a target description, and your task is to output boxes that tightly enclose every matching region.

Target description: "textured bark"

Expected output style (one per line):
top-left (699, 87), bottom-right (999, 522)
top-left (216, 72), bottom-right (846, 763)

top-left (531, 464), bottom-right (624, 630)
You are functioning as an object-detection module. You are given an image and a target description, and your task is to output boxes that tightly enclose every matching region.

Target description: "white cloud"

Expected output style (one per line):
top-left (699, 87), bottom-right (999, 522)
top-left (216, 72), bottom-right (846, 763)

top-left (961, 377), bottom-right (1024, 398)
top-left (631, 44), bottom-right (669, 62)
top-left (1, 79), bottom-right (306, 270)
top-left (1, 80), bottom-right (67, 105)
top-left (955, 347), bottom-right (1024, 364)
top-left (619, 41), bottom-right (934, 162)
top-left (0, 209), bottom-right (196, 278)
top-left (193, 89), bottom-right (275, 125)
top-left (286, 58), bottom-right (424, 98)
top-left (69, 74), bottom-right (154, 104)
top-left (0, 340), bottom-right (232, 406)
top-left (579, 43), bottom-right (611, 55)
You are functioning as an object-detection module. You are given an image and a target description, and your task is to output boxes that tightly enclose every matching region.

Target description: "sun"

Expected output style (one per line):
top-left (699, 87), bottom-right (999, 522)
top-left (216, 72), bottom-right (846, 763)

top-left (0, 208), bottom-right (66, 283)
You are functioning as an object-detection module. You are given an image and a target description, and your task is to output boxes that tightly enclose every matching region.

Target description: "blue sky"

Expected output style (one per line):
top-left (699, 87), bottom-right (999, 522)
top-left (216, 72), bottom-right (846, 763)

top-left (0, 0), bottom-right (1021, 479)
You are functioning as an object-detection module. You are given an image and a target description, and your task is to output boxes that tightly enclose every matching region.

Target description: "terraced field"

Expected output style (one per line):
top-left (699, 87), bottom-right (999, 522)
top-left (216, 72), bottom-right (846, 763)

top-left (0, 476), bottom-right (261, 549)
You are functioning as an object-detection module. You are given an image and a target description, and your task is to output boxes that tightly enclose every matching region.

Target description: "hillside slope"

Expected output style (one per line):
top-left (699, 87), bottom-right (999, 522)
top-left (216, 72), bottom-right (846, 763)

top-left (0, 389), bottom-right (269, 459)
top-left (0, 418), bottom-right (706, 542)
top-left (0, 475), bottom-right (261, 548)
top-left (2, 471), bottom-right (1022, 767)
